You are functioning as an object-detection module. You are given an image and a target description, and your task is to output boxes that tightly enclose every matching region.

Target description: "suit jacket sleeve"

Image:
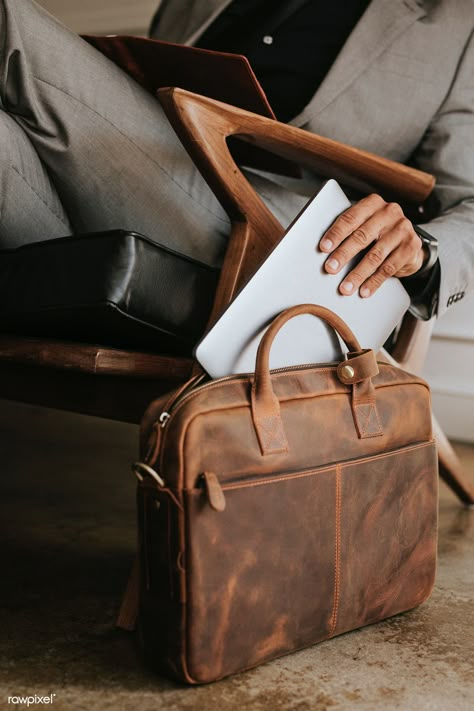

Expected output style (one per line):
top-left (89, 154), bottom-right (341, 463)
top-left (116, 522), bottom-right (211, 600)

top-left (412, 27), bottom-right (474, 317)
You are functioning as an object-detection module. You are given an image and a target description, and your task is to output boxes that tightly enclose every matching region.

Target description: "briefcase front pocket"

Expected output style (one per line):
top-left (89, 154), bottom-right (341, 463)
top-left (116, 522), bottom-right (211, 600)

top-left (184, 440), bottom-right (438, 684)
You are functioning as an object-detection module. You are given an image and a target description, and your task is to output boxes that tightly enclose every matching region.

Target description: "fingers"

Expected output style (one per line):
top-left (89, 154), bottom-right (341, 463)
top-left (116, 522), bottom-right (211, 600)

top-left (357, 233), bottom-right (424, 297)
top-left (323, 210), bottom-right (389, 279)
top-left (347, 231), bottom-right (423, 298)
top-left (319, 194), bottom-right (424, 296)
top-left (320, 193), bottom-right (386, 254)
top-left (338, 233), bottom-right (398, 296)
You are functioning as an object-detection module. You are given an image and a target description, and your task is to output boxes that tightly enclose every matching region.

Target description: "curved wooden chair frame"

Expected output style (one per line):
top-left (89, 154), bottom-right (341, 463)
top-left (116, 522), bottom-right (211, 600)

top-left (158, 87), bottom-right (473, 505)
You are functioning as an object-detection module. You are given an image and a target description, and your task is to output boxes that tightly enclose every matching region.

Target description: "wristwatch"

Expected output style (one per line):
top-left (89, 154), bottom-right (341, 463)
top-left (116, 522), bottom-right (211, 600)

top-left (412, 224), bottom-right (439, 276)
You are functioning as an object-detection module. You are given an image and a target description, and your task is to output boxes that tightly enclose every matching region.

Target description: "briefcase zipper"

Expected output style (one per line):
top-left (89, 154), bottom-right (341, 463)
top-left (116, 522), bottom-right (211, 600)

top-left (199, 439), bottom-right (431, 512)
top-left (158, 354), bottom-right (389, 434)
top-left (156, 362), bottom-right (339, 481)
top-left (199, 464), bottom-right (334, 513)
top-left (158, 361), bottom-right (338, 433)
top-left (144, 358), bottom-right (381, 488)
top-left (135, 363), bottom-right (331, 487)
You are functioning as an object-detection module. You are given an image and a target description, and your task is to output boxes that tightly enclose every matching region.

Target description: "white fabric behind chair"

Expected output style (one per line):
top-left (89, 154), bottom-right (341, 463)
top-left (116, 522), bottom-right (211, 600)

top-left (423, 294), bottom-right (474, 443)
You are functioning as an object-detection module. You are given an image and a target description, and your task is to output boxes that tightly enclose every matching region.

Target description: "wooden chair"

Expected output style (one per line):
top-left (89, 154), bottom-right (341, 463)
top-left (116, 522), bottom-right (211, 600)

top-left (0, 87), bottom-right (472, 507)
top-left (158, 87), bottom-right (474, 506)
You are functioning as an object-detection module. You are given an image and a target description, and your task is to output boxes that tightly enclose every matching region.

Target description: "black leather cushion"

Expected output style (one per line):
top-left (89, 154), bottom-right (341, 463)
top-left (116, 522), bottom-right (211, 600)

top-left (0, 231), bottom-right (219, 355)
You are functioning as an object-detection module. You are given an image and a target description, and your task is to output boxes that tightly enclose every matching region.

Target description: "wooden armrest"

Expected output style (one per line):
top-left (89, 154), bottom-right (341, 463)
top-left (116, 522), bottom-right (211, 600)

top-left (0, 335), bottom-right (192, 379)
top-left (158, 87), bottom-right (435, 322)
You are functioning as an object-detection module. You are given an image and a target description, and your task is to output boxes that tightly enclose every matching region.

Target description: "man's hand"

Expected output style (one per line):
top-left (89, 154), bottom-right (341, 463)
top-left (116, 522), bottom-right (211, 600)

top-left (319, 194), bottom-right (424, 297)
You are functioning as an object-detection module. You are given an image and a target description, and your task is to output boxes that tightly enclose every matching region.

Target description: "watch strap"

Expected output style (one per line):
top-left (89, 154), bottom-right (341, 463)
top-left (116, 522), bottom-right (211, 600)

top-left (412, 224), bottom-right (439, 276)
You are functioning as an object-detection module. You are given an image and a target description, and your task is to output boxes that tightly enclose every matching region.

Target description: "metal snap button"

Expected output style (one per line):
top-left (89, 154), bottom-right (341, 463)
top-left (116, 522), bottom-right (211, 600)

top-left (341, 365), bottom-right (355, 380)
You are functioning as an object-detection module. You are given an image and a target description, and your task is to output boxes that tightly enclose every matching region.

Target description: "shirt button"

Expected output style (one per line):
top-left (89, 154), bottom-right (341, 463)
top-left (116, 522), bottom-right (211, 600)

top-left (262, 35), bottom-right (274, 45)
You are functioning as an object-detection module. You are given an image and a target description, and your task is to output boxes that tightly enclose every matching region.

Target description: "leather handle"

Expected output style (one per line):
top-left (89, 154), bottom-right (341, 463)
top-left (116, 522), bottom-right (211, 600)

top-left (255, 304), bottom-right (362, 378)
top-left (251, 304), bottom-right (383, 456)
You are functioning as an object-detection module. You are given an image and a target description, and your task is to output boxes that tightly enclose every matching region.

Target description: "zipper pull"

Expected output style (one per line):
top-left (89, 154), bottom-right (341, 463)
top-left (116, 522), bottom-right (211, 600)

top-left (202, 472), bottom-right (226, 512)
top-left (159, 411), bottom-right (171, 428)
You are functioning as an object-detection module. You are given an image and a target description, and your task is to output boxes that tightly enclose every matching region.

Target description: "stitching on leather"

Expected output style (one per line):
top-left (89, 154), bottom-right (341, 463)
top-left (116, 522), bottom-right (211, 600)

top-left (356, 402), bottom-right (383, 437)
top-left (256, 413), bottom-right (288, 452)
top-left (369, 404), bottom-right (383, 435)
top-left (221, 465), bottom-right (338, 491)
top-left (329, 465), bottom-right (342, 638)
top-left (358, 403), bottom-right (375, 435)
top-left (184, 441), bottom-right (435, 493)
top-left (215, 441), bottom-right (434, 493)
top-left (341, 440), bottom-right (434, 469)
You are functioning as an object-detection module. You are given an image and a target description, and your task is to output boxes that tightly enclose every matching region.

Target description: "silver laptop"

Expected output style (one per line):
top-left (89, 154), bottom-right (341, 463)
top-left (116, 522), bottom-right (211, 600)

top-left (195, 180), bottom-right (410, 378)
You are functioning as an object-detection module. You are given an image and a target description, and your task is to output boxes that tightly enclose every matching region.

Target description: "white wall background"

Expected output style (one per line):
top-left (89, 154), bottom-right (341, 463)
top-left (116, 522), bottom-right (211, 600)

top-left (423, 293), bottom-right (474, 443)
top-left (37, 0), bottom-right (158, 35)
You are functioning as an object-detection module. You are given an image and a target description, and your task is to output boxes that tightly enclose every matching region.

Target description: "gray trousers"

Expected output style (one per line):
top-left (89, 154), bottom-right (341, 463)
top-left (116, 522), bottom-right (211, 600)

top-left (0, 0), bottom-right (307, 266)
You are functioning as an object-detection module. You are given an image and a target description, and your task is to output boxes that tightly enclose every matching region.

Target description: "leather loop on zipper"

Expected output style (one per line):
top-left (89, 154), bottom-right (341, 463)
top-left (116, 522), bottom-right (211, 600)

top-left (337, 349), bottom-right (379, 384)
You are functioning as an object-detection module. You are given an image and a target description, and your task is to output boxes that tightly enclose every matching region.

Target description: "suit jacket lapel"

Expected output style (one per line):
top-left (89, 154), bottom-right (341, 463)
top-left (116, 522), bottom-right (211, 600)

top-left (291, 0), bottom-right (427, 126)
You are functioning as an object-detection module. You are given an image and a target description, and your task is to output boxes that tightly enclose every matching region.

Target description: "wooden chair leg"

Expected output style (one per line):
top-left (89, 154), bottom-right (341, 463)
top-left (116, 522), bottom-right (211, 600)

top-left (432, 415), bottom-right (474, 506)
top-left (116, 555), bottom-right (140, 632)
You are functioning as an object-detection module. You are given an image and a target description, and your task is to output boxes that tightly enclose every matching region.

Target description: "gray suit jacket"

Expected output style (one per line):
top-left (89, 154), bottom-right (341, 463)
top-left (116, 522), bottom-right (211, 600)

top-left (151, 0), bottom-right (474, 316)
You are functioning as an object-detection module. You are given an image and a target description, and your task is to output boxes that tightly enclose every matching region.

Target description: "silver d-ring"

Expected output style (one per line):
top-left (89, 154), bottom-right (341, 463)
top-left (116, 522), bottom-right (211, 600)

top-left (132, 461), bottom-right (165, 488)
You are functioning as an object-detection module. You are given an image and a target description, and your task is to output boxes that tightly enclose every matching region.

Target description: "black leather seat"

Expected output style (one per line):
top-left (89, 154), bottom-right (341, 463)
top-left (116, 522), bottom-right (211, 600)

top-left (0, 231), bottom-right (218, 355)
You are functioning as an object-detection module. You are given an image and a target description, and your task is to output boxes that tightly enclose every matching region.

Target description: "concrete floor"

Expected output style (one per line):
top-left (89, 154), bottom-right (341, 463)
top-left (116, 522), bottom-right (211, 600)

top-left (0, 400), bottom-right (472, 711)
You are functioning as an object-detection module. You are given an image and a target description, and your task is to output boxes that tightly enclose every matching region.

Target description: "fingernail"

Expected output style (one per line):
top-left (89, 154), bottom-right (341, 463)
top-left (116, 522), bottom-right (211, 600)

top-left (326, 258), bottom-right (339, 271)
top-left (360, 287), bottom-right (371, 298)
top-left (320, 238), bottom-right (333, 251)
top-left (341, 281), bottom-right (354, 293)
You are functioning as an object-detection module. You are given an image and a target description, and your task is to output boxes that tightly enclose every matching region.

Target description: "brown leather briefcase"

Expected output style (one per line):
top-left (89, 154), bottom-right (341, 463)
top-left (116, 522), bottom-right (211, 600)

top-left (134, 304), bottom-right (438, 684)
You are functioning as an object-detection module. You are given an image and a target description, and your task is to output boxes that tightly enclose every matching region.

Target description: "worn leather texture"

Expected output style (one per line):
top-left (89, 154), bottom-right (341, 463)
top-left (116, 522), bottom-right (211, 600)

top-left (0, 230), bottom-right (218, 354)
top-left (137, 305), bottom-right (438, 683)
